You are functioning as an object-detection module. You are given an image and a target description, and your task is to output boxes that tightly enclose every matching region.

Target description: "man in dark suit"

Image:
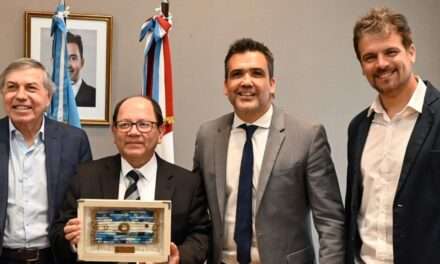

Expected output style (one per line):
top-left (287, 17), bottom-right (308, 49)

top-left (193, 38), bottom-right (345, 264)
top-left (345, 7), bottom-right (440, 264)
top-left (50, 96), bottom-right (210, 264)
top-left (75, 80), bottom-right (95, 107)
top-left (0, 58), bottom-right (92, 263)
top-left (67, 32), bottom-right (96, 107)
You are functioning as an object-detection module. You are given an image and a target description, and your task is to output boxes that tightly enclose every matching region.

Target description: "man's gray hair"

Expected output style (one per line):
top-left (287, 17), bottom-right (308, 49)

top-left (0, 57), bottom-right (55, 96)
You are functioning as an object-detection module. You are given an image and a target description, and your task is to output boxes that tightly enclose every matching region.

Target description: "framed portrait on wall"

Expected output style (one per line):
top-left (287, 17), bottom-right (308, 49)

top-left (24, 11), bottom-right (113, 125)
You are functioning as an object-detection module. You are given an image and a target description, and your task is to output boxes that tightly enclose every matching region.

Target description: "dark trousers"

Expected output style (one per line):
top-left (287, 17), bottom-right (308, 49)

top-left (0, 247), bottom-right (54, 264)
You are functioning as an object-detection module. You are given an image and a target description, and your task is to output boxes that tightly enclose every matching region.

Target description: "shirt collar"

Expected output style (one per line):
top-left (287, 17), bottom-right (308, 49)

top-left (232, 104), bottom-right (273, 129)
top-left (72, 78), bottom-right (83, 97)
top-left (367, 76), bottom-right (427, 117)
top-left (9, 117), bottom-right (45, 142)
top-left (120, 154), bottom-right (158, 182)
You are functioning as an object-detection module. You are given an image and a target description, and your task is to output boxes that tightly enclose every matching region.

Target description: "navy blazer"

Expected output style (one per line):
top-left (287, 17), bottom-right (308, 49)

top-left (0, 117), bottom-right (92, 253)
top-left (345, 81), bottom-right (440, 264)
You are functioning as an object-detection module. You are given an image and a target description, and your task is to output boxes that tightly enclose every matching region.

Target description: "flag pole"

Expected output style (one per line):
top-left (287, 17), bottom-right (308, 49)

top-left (161, 0), bottom-right (169, 18)
top-left (60, 0), bottom-right (66, 23)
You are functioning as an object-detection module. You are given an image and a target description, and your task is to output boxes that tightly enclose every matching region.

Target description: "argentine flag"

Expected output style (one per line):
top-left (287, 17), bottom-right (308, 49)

top-left (48, 2), bottom-right (81, 128)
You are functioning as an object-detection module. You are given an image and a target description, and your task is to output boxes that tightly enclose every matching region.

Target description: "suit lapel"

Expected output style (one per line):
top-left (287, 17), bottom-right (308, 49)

top-left (100, 155), bottom-right (121, 199)
top-left (397, 83), bottom-right (438, 193)
top-left (351, 113), bottom-right (373, 210)
top-left (255, 106), bottom-right (285, 212)
top-left (0, 118), bottom-right (10, 228)
top-left (155, 156), bottom-right (175, 200)
top-left (44, 118), bottom-right (61, 221)
top-left (215, 115), bottom-right (233, 221)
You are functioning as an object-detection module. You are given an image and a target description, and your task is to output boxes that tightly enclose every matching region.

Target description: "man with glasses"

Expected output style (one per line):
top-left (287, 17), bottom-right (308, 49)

top-left (49, 96), bottom-right (210, 264)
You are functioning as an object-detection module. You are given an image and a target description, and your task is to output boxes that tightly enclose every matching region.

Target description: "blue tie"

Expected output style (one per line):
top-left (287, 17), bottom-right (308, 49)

top-left (234, 124), bottom-right (258, 264)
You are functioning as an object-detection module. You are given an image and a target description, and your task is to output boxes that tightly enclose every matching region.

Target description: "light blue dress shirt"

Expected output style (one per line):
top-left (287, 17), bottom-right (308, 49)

top-left (3, 119), bottom-right (49, 249)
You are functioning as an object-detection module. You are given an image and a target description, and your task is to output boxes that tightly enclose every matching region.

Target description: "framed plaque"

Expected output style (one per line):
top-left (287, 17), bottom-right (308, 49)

top-left (77, 199), bottom-right (171, 262)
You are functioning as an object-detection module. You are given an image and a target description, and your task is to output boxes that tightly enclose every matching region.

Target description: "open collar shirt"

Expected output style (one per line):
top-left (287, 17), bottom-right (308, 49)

top-left (4, 118), bottom-right (49, 249)
top-left (358, 77), bottom-right (426, 264)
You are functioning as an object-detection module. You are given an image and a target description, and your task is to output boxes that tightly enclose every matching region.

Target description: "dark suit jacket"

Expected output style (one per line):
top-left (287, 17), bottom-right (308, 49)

top-left (0, 117), bottom-right (92, 254)
top-left (194, 105), bottom-right (345, 264)
top-left (345, 81), bottom-right (440, 264)
top-left (75, 80), bottom-right (96, 107)
top-left (49, 154), bottom-right (210, 264)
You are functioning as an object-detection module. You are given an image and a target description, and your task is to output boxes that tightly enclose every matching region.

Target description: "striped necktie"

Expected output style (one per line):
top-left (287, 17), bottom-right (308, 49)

top-left (124, 170), bottom-right (141, 200)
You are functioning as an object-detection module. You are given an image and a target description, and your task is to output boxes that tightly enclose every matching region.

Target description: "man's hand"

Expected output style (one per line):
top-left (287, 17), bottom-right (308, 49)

top-left (140, 242), bottom-right (180, 264)
top-left (168, 243), bottom-right (180, 264)
top-left (64, 217), bottom-right (81, 246)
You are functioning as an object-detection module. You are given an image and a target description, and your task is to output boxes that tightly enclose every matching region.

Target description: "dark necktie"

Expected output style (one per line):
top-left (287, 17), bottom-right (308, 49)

top-left (234, 124), bottom-right (258, 264)
top-left (124, 170), bottom-right (141, 200)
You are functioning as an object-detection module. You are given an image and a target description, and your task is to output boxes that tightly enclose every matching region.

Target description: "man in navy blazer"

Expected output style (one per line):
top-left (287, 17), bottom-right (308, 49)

top-left (345, 7), bottom-right (440, 264)
top-left (0, 58), bottom-right (92, 263)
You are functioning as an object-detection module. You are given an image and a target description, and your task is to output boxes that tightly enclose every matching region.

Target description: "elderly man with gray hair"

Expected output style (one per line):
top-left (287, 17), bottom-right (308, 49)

top-left (0, 58), bottom-right (92, 263)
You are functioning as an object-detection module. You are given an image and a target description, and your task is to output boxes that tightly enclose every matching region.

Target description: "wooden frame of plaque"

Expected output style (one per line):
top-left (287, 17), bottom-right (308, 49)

top-left (77, 199), bottom-right (171, 262)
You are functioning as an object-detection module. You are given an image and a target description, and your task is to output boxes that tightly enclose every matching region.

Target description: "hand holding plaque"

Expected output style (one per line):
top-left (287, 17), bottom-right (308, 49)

top-left (64, 218), bottom-right (81, 246)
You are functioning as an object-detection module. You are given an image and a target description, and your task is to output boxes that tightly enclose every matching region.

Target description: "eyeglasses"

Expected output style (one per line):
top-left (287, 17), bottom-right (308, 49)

top-left (114, 120), bottom-right (157, 133)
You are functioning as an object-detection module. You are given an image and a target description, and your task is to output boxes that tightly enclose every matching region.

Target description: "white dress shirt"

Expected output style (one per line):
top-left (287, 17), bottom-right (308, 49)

top-left (358, 77), bottom-right (426, 264)
top-left (71, 78), bottom-right (83, 98)
top-left (118, 155), bottom-right (158, 201)
top-left (4, 119), bottom-right (49, 249)
top-left (222, 105), bottom-right (273, 264)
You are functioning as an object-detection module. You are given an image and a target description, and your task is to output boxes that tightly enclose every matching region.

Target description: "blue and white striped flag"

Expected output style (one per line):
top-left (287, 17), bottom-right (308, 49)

top-left (48, 2), bottom-right (81, 128)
